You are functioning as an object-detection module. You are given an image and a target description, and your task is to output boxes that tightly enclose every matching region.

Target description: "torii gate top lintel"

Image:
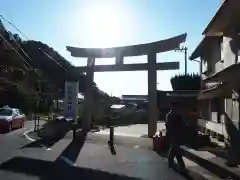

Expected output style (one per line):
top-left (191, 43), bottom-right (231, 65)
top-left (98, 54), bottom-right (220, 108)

top-left (66, 33), bottom-right (187, 58)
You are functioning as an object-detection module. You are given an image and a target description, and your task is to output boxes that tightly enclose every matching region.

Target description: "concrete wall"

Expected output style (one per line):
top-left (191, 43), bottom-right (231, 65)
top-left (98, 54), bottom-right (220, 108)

top-left (222, 36), bottom-right (237, 68)
top-left (198, 118), bottom-right (227, 137)
top-left (221, 32), bottom-right (239, 130)
top-left (199, 100), bottom-right (210, 120)
top-left (211, 40), bottom-right (223, 73)
top-left (201, 35), bottom-right (237, 75)
top-left (197, 1), bottom-right (240, 141)
top-left (199, 33), bottom-right (239, 135)
top-left (201, 39), bottom-right (222, 78)
top-left (225, 95), bottom-right (239, 129)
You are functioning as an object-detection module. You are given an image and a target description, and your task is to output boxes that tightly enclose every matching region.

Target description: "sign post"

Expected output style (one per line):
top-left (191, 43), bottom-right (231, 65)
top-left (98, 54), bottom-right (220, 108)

top-left (64, 81), bottom-right (79, 124)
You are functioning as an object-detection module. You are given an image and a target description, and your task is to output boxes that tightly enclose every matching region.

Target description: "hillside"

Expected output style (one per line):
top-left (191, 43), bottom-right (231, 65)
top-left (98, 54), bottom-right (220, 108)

top-left (0, 20), bottom-right (109, 113)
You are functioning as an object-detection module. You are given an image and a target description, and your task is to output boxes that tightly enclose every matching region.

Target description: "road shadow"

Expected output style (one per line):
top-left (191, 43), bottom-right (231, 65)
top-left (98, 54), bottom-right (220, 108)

top-left (22, 122), bottom-right (72, 149)
top-left (108, 141), bottom-right (116, 155)
top-left (0, 128), bottom-right (20, 134)
top-left (55, 130), bottom-right (87, 164)
top-left (0, 156), bottom-right (144, 180)
top-left (21, 132), bottom-right (68, 149)
top-left (1, 130), bottom-right (136, 180)
top-left (0, 130), bottom-right (9, 134)
top-left (21, 128), bottom-right (88, 166)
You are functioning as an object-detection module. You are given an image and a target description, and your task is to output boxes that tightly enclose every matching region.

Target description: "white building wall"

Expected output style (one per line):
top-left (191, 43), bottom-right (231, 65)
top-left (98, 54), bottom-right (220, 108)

top-left (222, 36), bottom-right (236, 68)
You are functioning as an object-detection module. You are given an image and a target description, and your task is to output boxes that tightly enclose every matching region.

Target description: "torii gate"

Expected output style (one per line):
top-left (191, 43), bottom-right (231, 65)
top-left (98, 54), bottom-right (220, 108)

top-left (66, 33), bottom-right (187, 137)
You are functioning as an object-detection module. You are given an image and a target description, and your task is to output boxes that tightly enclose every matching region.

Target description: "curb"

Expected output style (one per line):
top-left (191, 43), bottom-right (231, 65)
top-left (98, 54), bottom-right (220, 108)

top-left (22, 129), bottom-right (36, 142)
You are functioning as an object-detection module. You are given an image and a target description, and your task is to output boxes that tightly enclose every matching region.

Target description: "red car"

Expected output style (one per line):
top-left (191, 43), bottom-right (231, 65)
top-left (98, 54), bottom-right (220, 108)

top-left (0, 108), bottom-right (26, 132)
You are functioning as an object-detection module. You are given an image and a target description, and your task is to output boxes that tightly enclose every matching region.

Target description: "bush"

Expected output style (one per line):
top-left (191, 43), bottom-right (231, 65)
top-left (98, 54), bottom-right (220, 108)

top-left (0, 87), bottom-right (31, 113)
top-left (171, 73), bottom-right (200, 91)
top-left (94, 115), bottom-right (109, 126)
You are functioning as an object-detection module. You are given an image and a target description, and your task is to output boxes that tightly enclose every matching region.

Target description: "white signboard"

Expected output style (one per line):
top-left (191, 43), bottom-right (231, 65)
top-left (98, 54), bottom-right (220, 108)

top-left (64, 81), bottom-right (79, 121)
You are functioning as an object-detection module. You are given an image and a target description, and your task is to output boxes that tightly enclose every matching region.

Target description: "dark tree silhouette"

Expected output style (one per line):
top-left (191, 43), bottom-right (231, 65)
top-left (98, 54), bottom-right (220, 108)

top-left (0, 22), bottom-right (109, 113)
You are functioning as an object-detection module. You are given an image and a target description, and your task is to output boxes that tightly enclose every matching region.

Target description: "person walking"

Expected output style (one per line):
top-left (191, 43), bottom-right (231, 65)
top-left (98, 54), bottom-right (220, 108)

top-left (165, 101), bottom-right (187, 173)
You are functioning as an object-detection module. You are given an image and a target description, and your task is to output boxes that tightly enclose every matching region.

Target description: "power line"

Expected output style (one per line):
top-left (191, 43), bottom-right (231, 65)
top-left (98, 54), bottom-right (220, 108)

top-left (0, 16), bottom-right (34, 63)
top-left (9, 33), bottom-right (34, 64)
top-left (0, 32), bottom-right (59, 91)
top-left (0, 22), bottom-right (61, 96)
top-left (0, 32), bottom-right (40, 76)
top-left (0, 15), bottom-right (83, 95)
top-left (0, 15), bottom-right (29, 40)
top-left (0, 14), bottom-right (69, 73)
top-left (0, 17), bottom-right (39, 76)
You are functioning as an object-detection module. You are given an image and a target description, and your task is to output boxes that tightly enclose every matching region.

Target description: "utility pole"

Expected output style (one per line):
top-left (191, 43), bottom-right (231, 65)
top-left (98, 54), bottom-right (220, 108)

top-left (175, 46), bottom-right (188, 75)
top-left (184, 47), bottom-right (187, 75)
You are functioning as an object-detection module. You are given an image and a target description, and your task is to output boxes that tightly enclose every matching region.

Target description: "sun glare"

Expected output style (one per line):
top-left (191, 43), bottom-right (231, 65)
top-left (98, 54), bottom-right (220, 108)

top-left (83, 4), bottom-right (123, 47)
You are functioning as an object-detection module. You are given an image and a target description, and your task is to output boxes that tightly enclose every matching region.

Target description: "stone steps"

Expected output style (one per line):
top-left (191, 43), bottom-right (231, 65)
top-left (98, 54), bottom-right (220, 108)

top-left (181, 145), bottom-right (240, 179)
top-left (179, 156), bottom-right (221, 180)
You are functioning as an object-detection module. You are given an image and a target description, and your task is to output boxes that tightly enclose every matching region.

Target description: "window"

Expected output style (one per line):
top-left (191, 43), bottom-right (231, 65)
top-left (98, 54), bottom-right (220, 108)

top-left (0, 108), bottom-right (13, 116)
top-left (237, 32), bottom-right (240, 62)
top-left (68, 96), bottom-right (72, 101)
top-left (13, 110), bottom-right (20, 116)
top-left (68, 103), bottom-right (72, 110)
top-left (18, 109), bottom-right (23, 115)
top-left (220, 40), bottom-right (224, 62)
top-left (219, 36), bottom-right (225, 63)
top-left (219, 36), bottom-right (223, 51)
top-left (202, 59), bottom-right (208, 73)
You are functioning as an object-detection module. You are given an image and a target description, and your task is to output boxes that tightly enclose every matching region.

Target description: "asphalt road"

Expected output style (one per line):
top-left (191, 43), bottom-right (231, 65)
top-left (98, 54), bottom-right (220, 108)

top-left (0, 120), bottom-right (38, 163)
top-left (0, 121), bottom-right (212, 180)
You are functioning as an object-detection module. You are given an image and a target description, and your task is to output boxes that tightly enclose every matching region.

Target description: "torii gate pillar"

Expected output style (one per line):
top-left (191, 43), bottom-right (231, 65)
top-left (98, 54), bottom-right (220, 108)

top-left (148, 53), bottom-right (157, 137)
top-left (82, 57), bottom-right (95, 132)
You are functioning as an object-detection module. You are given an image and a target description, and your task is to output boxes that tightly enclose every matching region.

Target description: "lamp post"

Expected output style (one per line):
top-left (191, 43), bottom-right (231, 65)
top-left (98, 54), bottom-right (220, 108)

top-left (175, 46), bottom-right (188, 75)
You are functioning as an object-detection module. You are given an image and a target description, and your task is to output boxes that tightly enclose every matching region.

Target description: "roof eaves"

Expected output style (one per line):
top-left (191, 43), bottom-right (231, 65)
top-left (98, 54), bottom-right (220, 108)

top-left (202, 0), bottom-right (229, 35)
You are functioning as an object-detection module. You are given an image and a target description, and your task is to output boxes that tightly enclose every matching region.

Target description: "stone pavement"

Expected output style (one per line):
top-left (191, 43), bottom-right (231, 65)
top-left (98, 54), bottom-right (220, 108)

top-left (0, 136), bottom-right (188, 180)
top-left (0, 127), bottom-right (221, 180)
top-left (0, 120), bottom-right (220, 180)
top-left (96, 122), bottom-right (166, 137)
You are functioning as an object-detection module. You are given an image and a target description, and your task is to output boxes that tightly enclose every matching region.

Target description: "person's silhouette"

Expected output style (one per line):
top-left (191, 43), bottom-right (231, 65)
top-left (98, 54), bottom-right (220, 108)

top-left (166, 102), bottom-right (187, 174)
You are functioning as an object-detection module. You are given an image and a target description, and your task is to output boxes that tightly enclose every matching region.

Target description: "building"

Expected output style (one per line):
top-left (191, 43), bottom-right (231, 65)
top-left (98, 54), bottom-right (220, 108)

top-left (190, 0), bottom-right (240, 140)
top-left (121, 95), bottom-right (148, 104)
top-left (121, 91), bottom-right (198, 118)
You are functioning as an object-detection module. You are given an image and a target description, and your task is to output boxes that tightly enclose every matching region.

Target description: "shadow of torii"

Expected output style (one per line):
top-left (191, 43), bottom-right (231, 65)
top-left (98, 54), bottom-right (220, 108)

top-left (0, 156), bottom-right (144, 180)
top-left (0, 131), bottom-right (126, 180)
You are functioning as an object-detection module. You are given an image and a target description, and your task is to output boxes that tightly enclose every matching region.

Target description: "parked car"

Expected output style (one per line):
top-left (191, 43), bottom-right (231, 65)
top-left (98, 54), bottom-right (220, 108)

top-left (0, 108), bottom-right (26, 132)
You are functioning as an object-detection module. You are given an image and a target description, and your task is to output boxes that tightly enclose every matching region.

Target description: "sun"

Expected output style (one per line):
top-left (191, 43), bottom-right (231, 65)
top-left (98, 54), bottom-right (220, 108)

top-left (83, 4), bottom-right (123, 47)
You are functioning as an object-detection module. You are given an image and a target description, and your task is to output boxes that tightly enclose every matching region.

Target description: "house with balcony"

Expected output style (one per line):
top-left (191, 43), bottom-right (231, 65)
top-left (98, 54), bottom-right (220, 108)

top-left (190, 0), bottom-right (240, 141)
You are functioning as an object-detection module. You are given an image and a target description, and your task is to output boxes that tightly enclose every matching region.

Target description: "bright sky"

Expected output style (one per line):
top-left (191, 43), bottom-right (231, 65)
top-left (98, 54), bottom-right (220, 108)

top-left (1, 0), bottom-right (220, 97)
